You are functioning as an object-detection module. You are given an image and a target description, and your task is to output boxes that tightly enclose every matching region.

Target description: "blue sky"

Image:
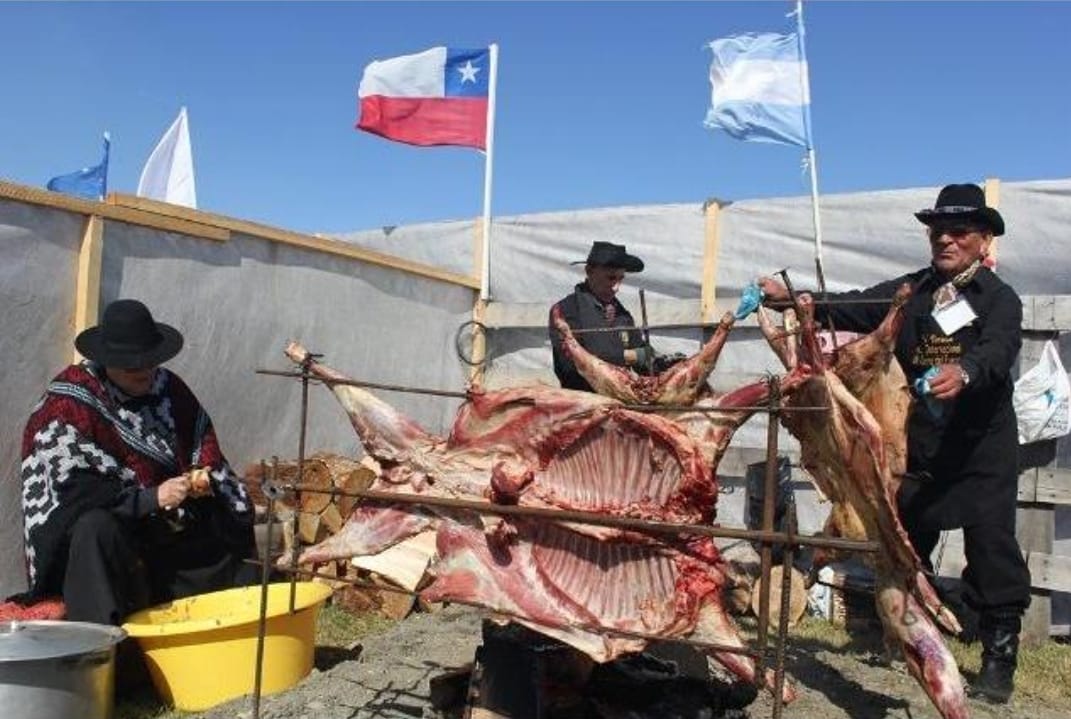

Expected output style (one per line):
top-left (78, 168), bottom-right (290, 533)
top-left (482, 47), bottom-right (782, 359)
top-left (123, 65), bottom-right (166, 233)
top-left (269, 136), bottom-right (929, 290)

top-left (2, 1), bottom-right (1069, 234)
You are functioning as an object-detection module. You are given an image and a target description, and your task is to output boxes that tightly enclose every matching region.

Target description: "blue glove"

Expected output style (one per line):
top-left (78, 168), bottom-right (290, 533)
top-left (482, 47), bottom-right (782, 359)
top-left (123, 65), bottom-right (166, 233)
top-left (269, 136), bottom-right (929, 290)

top-left (913, 367), bottom-right (944, 419)
top-left (734, 282), bottom-right (764, 320)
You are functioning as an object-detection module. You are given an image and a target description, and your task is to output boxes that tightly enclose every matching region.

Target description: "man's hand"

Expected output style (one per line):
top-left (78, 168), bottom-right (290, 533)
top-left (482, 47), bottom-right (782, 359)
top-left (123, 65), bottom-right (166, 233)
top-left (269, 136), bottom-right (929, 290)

top-left (758, 276), bottom-right (813, 311)
top-left (757, 277), bottom-right (791, 309)
top-left (928, 363), bottom-right (969, 400)
top-left (625, 345), bottom-right (654, 370)
top-left (157, 475), bottom-right (192, 511)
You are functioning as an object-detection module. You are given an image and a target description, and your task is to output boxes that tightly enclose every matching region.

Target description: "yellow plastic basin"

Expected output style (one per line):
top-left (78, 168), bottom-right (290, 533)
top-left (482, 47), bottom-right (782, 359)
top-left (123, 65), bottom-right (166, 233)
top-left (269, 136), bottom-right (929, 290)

top-left (122, 582), bottom-right (332, 711)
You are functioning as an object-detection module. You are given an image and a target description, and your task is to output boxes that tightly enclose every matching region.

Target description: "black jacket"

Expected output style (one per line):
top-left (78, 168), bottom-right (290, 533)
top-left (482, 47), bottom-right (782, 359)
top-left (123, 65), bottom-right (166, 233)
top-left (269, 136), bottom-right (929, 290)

top-left (549, 283), bottom-right (644, 392)
top-left (819, 266), bottom-right (1022, 528)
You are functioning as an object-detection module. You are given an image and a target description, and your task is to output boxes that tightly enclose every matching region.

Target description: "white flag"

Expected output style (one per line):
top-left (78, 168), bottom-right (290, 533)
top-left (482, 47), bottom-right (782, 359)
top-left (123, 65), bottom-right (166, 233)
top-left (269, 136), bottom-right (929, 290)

top-left (137, 107), bottom-right (197, 208)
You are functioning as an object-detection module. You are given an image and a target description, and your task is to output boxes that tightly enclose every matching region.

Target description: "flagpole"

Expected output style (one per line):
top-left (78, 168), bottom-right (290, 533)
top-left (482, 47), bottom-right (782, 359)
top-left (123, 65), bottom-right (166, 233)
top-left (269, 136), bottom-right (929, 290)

top-left (794, 0), bottom-right (826, 295)
top-left (479, 43), bottom-right (499, 301)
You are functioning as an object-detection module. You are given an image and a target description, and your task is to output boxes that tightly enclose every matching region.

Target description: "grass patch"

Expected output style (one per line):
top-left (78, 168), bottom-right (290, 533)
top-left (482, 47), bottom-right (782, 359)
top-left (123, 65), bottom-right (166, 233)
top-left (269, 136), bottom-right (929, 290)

top-left (1016, 640), bottom-right (1071, 703)
top-left (316, 600), bottom-right (396, 647)
top-left (786, 615), bottom-right (854, 649)
top-left (946, 634), bottom-right (1071, 704)
top-left (777, 615), bottom-right (1071, 707)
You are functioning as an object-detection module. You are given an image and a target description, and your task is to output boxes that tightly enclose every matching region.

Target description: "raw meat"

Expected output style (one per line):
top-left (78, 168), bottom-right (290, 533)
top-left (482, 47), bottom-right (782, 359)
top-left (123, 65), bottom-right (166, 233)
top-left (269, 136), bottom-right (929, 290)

top-left (284, 341), bottom-right (795, 702)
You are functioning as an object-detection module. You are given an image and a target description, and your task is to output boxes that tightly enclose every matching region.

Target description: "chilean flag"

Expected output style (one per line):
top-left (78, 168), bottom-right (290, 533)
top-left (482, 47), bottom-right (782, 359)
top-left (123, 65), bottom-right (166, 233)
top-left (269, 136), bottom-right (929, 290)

top-left (357, 46), bottom-right (490, 150)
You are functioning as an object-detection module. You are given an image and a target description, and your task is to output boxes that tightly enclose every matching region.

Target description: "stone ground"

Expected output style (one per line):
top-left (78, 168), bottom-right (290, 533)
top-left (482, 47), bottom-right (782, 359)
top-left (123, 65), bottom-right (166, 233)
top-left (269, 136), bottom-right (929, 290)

top-left (125, 605), bottom-right (1068, 719)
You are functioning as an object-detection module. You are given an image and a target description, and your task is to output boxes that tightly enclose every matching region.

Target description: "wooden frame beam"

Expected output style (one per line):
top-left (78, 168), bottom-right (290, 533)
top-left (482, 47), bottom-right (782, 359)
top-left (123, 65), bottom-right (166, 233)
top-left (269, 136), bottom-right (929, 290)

top-left (1, 180), bottom-right (229, 242)
top-left (984, 176), bottom-right (1001, 267)
top-left (700, 199), bottom-right (723, 324)
top-left (106, 193), bottom-right (480, 290)
top-left (72, 214), bottom-right (104, 363)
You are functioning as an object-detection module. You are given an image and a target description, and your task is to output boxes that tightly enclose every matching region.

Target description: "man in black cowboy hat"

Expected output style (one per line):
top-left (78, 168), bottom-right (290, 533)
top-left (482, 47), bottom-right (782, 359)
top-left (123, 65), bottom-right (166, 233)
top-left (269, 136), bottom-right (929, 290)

top-left (759, 183), bottom-right (1030, 703)
top-left (548, 241), bottom-right (658, 391)
top-left (18, 299), bottom-right (257, 626)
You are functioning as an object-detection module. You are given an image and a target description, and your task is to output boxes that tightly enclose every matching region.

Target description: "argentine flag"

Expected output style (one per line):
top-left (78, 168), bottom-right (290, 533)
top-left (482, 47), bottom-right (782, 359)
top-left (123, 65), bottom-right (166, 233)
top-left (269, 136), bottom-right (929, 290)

top-left (704, 32), bottom-right (810, 147)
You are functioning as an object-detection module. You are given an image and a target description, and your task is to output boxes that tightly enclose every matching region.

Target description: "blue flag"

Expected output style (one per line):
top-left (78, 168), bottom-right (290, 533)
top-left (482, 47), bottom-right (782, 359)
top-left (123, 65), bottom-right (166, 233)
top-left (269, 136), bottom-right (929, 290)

top-left (704, 32), bottom-right (810, 147)
top-left (47, 133), bottom-right (110, 200)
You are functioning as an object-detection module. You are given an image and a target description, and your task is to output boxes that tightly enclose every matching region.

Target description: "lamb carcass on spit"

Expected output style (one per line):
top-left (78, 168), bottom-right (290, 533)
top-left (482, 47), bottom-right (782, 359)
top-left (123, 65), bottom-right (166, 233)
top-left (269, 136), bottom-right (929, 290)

top-left (756, 287), bottom-right (969, 719)
top-left (284, 324), bottom-right (800, 703)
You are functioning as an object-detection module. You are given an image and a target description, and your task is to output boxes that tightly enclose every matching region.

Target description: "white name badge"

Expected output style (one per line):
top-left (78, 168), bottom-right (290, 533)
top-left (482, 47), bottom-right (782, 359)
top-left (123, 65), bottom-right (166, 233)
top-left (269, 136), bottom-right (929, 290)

top-left (933, 296), bottom-right (978, 335)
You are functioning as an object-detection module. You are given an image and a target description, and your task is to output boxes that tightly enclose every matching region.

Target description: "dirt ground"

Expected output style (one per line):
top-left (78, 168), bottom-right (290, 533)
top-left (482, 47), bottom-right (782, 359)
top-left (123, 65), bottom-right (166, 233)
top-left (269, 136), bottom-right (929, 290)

top-left (126, 604), bottom-right (1068, 719)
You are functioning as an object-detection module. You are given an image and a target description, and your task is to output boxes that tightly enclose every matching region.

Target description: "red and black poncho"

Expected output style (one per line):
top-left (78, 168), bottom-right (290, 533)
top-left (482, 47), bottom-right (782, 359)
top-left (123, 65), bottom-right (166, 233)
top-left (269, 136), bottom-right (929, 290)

top-left (20, 362), bottom-right (252, 592)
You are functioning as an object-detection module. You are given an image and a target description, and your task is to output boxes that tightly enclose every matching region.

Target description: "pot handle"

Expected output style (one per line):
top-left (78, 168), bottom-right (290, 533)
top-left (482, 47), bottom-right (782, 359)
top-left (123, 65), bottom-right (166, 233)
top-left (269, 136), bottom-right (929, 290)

top-left (60, 649), bottom-right (112, 669)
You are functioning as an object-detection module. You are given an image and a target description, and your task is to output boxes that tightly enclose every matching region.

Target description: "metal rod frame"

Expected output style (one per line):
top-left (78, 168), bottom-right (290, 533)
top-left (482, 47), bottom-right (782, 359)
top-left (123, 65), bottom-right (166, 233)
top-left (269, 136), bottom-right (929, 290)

top-left (282, 483), bottom-right (877, 554)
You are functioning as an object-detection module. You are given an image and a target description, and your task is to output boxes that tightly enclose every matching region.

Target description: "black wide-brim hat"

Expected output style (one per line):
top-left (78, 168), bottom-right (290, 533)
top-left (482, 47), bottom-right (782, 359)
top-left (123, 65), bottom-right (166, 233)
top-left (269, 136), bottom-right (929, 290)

top-left (572, 241), bottom-right (644, 272)
top-left (914, 183), bottom-right (1005, 237)
top-left (75, 299), bottom-right (184, 369)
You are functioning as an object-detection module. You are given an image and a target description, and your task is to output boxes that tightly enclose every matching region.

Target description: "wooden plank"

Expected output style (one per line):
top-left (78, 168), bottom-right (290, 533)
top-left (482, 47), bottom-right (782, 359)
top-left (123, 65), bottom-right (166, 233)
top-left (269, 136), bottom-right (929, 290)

top-left (2, 179), bottom-right (105, 216)
top-left (106, 192), bottom-right (481, 290)
top-left (1018, 467), bottom-right (1071, 505)
top-left (928, 547), bottom-right (1071, 595)
top-left (483, 295), bottom-right (1071, 332)
top-left (1022, 295), bottom-right (1071, 332)
top-left (483, 298), bottom-right (713, 330)
top-left (1017, 503), bottom-right (1054, 646)
top-left (1026, 551), bottom-right (1071, 594)
top-left (700, 199), bottom-right (723, 324)
top-left (72, 214), bottom-right (104, 363)
top-left (984, 177), bottom-right (1001, 268)
top-left (1, 180), bottom-right (230, 242)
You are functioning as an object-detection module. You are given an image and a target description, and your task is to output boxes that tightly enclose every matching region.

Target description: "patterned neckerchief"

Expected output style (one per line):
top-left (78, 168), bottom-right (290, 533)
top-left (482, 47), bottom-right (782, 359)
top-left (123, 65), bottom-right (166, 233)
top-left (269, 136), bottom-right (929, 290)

top-left (932, 259), bottom-right (982, 304)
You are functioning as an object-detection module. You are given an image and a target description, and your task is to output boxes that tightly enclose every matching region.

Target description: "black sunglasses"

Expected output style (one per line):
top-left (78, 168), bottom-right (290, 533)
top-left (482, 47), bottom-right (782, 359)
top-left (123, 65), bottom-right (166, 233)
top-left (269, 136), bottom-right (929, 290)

top-left (929, 224), bottom-right (986, 239)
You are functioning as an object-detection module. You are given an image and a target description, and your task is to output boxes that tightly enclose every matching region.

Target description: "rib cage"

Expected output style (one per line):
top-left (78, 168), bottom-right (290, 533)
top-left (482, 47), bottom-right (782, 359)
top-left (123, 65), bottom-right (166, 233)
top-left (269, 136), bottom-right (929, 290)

top-left (531, 523), bottom-right (678, 630)
top-left (538, 422), bottom-right (683, 508)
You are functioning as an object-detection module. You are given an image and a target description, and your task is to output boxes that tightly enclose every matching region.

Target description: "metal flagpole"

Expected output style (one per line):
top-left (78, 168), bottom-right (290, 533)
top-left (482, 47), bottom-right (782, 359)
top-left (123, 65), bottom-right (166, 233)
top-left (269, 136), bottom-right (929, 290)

top-left (794, 0), bottom-right (827, 297)
top-left (479, 43), bottom-right (499, 301)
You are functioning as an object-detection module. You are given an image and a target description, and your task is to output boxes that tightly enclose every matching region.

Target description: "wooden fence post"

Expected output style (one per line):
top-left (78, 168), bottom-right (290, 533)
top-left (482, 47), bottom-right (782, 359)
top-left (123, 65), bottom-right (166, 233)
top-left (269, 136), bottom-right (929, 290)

top-left (72, 214), bottom-right (104, 363)
top-left (700, 199), bottom-right (723, 327)
top-left (983, 177), bottom-right (1001, 266)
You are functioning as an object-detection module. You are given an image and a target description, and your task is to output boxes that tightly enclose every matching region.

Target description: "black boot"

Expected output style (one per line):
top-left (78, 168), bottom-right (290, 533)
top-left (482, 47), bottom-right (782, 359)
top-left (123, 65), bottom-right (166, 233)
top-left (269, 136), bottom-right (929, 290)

top-left (971, 624), bottom-right (1018, 704)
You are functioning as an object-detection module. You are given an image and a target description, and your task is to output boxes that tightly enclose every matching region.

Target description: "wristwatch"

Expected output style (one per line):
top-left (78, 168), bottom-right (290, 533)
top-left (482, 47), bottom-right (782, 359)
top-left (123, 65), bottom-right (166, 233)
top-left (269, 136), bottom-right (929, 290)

top-left (958, 366), bottom-right (971, 386)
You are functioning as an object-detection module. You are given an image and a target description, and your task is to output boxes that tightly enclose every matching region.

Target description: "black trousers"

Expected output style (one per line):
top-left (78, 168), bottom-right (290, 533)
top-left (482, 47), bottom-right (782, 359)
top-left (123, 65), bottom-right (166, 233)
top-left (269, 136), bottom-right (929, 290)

top-left (901, 515), bottom-right (1031, 623)
top-left (63, 508), bottom-right (257, 625)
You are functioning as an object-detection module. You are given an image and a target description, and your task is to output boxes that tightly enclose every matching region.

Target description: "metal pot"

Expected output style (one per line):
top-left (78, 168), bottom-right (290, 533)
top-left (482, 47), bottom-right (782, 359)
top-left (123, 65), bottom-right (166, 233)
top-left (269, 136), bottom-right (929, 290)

top-left (0, 620), bottom-right (126, 719)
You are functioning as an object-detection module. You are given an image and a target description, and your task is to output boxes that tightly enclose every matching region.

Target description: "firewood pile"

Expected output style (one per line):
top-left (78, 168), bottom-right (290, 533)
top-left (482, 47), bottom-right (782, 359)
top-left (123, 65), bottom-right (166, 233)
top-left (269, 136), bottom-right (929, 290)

top-left (722, 553), bottom-right (808, 629)
top-left (244, 452), bottom-right (428, 620)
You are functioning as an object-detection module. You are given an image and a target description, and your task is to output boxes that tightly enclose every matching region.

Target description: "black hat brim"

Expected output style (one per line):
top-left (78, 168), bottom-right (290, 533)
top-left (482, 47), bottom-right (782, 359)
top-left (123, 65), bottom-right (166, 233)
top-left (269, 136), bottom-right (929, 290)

top-left (74, 324), bottom-right (184, 369)
top-left (570, 255), bottom-right (645, 272)
top-left (915, 206), bottom-right (1005, 237)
